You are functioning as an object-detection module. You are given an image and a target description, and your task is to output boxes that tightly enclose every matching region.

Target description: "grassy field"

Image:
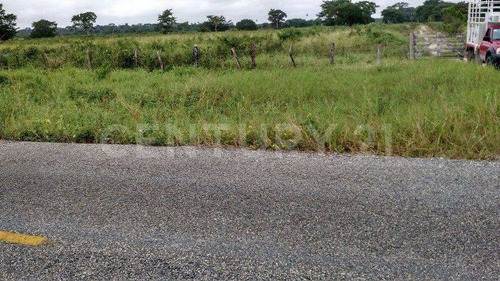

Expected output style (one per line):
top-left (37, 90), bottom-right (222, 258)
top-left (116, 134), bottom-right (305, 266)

top-left (0, 24), bottom-right (412, 70)
top-left (0, 24), bottom-right (498, 160)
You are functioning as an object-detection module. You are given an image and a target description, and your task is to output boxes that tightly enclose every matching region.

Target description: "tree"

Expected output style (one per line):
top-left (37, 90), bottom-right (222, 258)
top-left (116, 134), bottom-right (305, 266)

top-left (30, 19), bottom-right (57, 38)
top-left (0, 4), bottom-right (17, 41)
top-left (318, 0), bottom-right (377, 26)
top-left (100, 23), bottom-right (119, 35)
top-left (381, 2), bottom-right (415, 23)
top-left (414, 0), bottom-right (453, 22)
top-left (202, 15), bottom-right (231, 32)
top-left (72, 12), bottom-right (97, 35)
top-left (177, 21), bottom-right (191, 32)
top-left (236, 19), bottom-right (258, 30)
top-left (158, 9), bottom-right (176, 33)
top-left (268, 9), bottom-right (287, 29)
top-left (442, 2), bottom-right (468, 34)
top-left (284, 18), bottom-right (314, 28)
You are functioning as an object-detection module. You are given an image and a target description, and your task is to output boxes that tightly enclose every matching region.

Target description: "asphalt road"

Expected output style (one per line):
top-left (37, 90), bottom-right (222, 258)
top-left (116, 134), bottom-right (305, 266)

top-left (1, 141), bottom-right (499, 280)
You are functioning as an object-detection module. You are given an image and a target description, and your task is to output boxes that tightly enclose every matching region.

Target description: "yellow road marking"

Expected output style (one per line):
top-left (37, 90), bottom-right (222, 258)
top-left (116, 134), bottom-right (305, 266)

top-left (0, 231), bottom-right (47, 246)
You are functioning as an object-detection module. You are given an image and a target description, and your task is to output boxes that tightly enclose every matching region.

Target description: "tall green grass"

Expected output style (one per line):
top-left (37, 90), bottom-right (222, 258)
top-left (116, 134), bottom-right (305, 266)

top-left (0, 59), bottom-right (498, 160)
top-left (0, 24), bottom-right (412, 70)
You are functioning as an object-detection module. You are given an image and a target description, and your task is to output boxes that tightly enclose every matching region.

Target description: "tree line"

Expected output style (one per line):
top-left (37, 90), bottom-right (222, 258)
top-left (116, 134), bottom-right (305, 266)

top-left (381, 0), bottom-right (468, 33)
top-left (0, 0), bottom-right (469, 40)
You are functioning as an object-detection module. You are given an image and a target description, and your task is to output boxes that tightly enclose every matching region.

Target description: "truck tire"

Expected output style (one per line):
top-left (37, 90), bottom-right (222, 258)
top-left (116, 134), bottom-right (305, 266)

top-left (486, 55), bottom-right (500, 69)
top-left (486, 54), bottom-right (494, 65)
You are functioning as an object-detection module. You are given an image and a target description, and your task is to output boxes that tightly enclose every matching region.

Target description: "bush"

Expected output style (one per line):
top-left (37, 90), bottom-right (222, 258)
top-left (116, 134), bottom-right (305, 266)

top-left (95, 65), bottom-right (112, 80)
top-left (278, 28), bottom-right (304, 41)
top-left (0, 74), bottom-right (9, 85)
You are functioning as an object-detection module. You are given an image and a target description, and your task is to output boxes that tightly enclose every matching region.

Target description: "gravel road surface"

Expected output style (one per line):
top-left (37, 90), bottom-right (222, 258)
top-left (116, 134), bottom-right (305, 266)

top-left (1, 141), bottom-right (499, 280)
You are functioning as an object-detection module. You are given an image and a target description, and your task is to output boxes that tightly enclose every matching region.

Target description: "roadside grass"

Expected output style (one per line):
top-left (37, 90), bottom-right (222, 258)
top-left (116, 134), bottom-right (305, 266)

top-left (0, 59), bottom-right (498, 160)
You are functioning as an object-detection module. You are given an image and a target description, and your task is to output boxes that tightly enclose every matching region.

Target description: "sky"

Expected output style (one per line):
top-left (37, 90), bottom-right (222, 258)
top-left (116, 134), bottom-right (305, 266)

top-left (5, 0), bottom-right (429, 29)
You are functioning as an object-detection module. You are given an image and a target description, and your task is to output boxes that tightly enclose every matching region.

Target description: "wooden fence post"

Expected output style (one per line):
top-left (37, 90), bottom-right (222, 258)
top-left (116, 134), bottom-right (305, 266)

top-left (231, 47), bottom-right (242, 69)
top-left (330, 42), bottom-right (335, 64)
top-left (134, 48), bottom-right (138, 68)
top-left (377, 44), bottom-right (382, 64)
top-left (251, 43), bottom-right (257, 69)
top-left (86, 49), bottom-right (92, 71)
top-left (42, 53), bottom-right (47, 70)
top-left (409, 33), bottom-right (415, 60)
top-left (157, 51), bottom-right (164, 71)
top-left (437, 33), bottom-right (441, 57)
top-left (193, 45), bottom-right (200, 67)
top-left (289, 44), bottom-right (297, 67)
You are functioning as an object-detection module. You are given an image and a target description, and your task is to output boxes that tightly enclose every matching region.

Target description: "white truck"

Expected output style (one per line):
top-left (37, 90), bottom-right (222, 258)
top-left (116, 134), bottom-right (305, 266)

top-left (466, 0), bottom-right (500, 64)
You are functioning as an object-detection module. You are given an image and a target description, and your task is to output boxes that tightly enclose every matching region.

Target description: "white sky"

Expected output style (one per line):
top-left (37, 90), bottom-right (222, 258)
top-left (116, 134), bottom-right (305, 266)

top-left (5, 0), bottom-right (434, 29)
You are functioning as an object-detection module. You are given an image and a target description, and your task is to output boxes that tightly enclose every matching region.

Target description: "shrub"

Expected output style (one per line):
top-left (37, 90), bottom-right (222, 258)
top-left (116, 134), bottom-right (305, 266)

top-left (278, 28), bottom-right (304, 41)
top-left (0, 74), bottom-right (9, 85)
